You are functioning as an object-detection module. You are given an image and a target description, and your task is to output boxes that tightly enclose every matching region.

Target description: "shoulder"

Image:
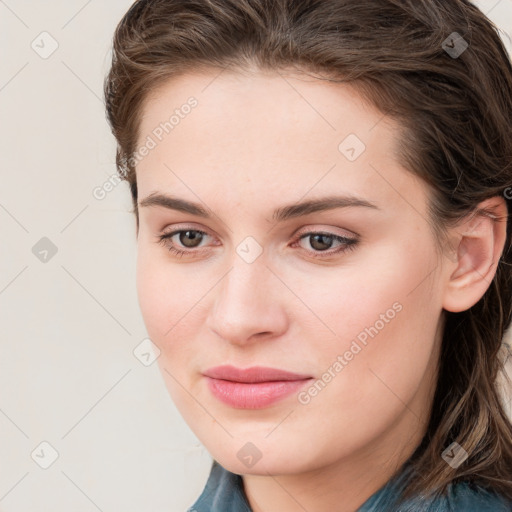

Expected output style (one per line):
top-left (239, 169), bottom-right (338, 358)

top-left (359, 472), bottom-right (512, 512)
top-left (442, 481), bottom-right (512, 512)
top-left (392, 481), bottom-right (512, 512)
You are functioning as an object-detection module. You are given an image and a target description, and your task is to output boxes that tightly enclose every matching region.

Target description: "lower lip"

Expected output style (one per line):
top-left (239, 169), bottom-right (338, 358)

top-left (205, 376), bottom-right (312, 409)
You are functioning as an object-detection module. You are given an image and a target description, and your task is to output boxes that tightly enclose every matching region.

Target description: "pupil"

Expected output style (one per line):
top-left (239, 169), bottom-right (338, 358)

top-left (180, 230), bottom-right (202, 248)
top-left (311, 234), bottom-right (332, 251)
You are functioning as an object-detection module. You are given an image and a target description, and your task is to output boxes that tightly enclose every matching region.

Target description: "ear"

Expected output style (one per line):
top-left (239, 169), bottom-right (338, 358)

top-left (442, 196), bottom-right (508, 313)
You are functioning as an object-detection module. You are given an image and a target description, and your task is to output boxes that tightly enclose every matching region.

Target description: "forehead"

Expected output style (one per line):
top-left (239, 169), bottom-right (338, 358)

top-left (135, 68), bottom-right (425, 214)
top-left (138, 67), bottom-right (392, 150)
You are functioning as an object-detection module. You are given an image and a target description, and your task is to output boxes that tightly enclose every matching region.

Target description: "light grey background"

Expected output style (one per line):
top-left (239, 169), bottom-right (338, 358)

top-left (0, 1), bottom-right (511, 511)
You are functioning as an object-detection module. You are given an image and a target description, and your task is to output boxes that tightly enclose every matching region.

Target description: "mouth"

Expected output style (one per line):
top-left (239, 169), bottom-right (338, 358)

top-left (202, 365), bottom-right (314, 409)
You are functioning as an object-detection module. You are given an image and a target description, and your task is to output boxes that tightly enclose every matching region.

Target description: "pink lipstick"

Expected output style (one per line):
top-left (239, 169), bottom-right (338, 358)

top-left (203, 365), bottom-right (313, 409)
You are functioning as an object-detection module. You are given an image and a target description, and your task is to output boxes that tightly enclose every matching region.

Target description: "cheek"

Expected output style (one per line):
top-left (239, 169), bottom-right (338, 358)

top-left (136, 252), bottom-right (166, 341)
top-left (135, 249), bottom-right (212, 421)
top-left (296, 242), bottom-right (443, 416)
top-left (285, 237), bottom-right (440, 350)
top-left (136, 247), bottom-right (189, 342)
top-left (135, 245), bottom-right (218, 356)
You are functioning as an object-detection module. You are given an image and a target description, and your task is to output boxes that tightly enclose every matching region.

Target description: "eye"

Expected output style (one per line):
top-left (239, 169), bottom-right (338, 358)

top-left (292, 231), bottom-right (358, 258)
top-left (157, 229), bottom-right (212, 258)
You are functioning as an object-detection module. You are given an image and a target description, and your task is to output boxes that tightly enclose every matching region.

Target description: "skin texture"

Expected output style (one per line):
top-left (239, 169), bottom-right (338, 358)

top-left (133, 68), bottom-right (507, 512)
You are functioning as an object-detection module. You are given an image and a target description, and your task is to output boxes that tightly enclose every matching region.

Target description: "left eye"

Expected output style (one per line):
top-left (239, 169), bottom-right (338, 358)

top-left (293, 232), bottom-right (358, 256)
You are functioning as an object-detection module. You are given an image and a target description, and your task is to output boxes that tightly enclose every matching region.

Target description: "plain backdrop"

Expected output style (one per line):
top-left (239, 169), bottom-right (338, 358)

top-left (1, 1), bottom-right (511, 511)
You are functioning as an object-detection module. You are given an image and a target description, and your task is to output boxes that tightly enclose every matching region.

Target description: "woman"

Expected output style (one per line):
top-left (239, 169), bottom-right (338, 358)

top-left (103, 0), bottom-right (512, 510)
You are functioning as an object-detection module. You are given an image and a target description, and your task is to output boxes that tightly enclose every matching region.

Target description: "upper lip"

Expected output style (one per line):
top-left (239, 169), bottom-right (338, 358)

top-left (203, 365), bottom-right (312, 383)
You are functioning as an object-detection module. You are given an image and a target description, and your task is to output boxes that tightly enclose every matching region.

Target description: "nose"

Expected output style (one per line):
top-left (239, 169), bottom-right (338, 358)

top-left (205, 254), bottom-right (289, 346)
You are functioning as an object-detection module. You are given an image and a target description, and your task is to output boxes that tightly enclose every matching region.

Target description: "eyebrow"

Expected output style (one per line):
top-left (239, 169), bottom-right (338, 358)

top-left (138, 192), bottom-right (379, 222)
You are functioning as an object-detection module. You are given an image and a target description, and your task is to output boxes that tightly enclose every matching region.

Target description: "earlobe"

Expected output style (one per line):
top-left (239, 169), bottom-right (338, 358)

top-left (442, 196), bottom-right (508, 313)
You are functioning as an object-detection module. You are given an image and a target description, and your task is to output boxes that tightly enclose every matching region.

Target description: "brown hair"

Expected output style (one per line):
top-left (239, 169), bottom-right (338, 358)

top-left (103, 0), bottom-right (512, 504)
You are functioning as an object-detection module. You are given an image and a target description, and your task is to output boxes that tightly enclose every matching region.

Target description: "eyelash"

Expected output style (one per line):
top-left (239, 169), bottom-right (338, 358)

top-left (157, 228), bottom-right (359, 259)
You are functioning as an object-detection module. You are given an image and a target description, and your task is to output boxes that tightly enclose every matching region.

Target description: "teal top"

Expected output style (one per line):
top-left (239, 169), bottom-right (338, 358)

top-left (188, 459), bottom-right (512, 512)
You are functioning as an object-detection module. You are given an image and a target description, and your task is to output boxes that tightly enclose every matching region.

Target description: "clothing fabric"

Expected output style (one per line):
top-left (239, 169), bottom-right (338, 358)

top-left (187, 459), bottom-right (512, 512)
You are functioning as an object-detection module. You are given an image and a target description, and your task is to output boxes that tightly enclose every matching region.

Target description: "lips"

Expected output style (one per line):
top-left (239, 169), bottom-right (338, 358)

top-left (202, 365), bottom-right (312, 383)
top-left (202, 365), bottom-right (313, 409)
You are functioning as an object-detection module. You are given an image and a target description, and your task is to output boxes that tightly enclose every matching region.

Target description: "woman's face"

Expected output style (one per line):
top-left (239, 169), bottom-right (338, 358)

top-left (135, 68), bottom-right (448, 476)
